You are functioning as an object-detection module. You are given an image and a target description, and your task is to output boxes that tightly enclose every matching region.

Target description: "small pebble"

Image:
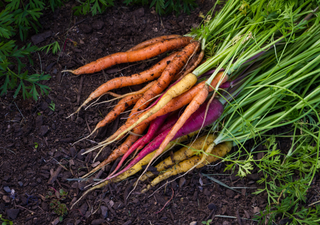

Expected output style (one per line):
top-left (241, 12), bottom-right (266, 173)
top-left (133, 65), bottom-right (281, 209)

top-left (4, 186), bottom-right (11, 193)
top-left (91, 219), bottom-right (105, 225)
top-left (225, 189), bottom-right (235, 198)
top-left (18, 182), bottom-right (23, 187)
top-left (208, 203), bottom-right (217, 211)
top-left (100, 205), bottom-right (108, 219)
top-left (6, 208), bottom-right (20, 220)
top-left (51, 217), bottom-right (60, 225)
top-left (253, 206), bottom-right (261, 214)
top-left (179, 177), bottom-right (186, 188)
top-left (3, 195), bottom-right (10, 203)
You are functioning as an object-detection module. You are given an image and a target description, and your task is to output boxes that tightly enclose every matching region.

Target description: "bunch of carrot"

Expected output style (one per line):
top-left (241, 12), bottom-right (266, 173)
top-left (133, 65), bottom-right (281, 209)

top-left (65, 0), bottom-right (320, 208)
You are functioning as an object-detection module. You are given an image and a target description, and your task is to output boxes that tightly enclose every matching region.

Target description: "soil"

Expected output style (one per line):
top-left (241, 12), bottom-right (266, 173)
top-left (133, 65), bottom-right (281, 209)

top-left (1, 2), bottom-right (319, 225)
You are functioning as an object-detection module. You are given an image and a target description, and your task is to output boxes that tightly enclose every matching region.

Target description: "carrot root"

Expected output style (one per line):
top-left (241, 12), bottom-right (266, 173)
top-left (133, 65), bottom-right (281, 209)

top-left (66, 37), bottom-right (192, 75)
top-left (139, 134), bottom-right (217, 182)
top-left (128, 34), bottom-right (182, 52)
top-left (141, 141), bottom-right (232, 193)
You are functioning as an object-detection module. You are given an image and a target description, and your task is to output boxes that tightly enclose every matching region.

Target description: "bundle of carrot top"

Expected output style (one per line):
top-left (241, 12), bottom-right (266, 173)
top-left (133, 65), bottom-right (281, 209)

top-left (65, 0), bottom-right (320, 207)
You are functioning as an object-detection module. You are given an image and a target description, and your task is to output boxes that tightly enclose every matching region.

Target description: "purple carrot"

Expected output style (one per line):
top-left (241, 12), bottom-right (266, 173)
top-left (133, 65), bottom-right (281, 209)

top-left (107, 98), bottom-right (224, 180)
top-left (108, 114), bottom-right (170, 177)
top-left (155, 112), bottom-right (179, 135)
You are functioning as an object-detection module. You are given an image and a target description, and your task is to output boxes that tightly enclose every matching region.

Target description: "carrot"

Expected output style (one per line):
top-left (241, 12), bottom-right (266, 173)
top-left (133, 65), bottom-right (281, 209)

top-left (63, 37), bottom-right (192, 75)
top-left (141, 141), bottom-right (233, 193)
top-left (173, 50), bottom-right (205, 81)
top-left (69, 53), bottom-right (178, 116)
top-left (108, 114), bottom-right (170, 178)
top-left (140, 134), bottom-right (217, 182)
top-left (94, 81), bottom-right (156, 131)
top-left (127, 35), bottom-right (182, 51)
top-left (145, 72), bottom-right (228, 175)
top-left (107, 98), bottom-right (225, 180)
top-left (71, 131), bottom-right (198, 209)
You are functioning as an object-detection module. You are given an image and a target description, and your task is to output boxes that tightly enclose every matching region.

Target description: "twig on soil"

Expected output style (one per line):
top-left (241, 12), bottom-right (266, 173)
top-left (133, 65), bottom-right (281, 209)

top-left (155, 187), bottom-right (174, 214)
top-left (13, 102), bottom-right (25, 122)
top-left (85, 114), bottom-right (91, 133)
top-left (236, 210), bottom-right (243, 225)
top-left (309, 199), bottom-right (320, 207)
top-left (48, 165), bottom-right (62, 184)
top-left (38, 53), bottom-right (42, 73)
top-left (202, 173), bottom-right (241, 193)
top-left (214, 215), bottom-right (252, 220)
top-left (15, 205), bottom-right (35, 214)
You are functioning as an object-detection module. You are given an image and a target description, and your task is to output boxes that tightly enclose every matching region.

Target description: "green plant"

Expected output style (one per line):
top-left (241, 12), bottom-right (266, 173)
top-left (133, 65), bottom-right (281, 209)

top-left (73, 0), bottom-right (114, 16)
top-left (34, 142), bottom-right (38, 148)
top-left (72, 0), bottom-right (197, 16)
top-left (201, 219), bottom-right (212, 225)
top-left (49, 100), bottom-right (55, 111)
top-left (46, 188), bottom-right (68, 222)
top-left (252, 120), bottom-right (320, 224)
top-left (0, 214), bottom-right (13, 225)
top-left (38, 41), bottom-right (61, 55)
top-left (0, 0), bottom-right (59, 101)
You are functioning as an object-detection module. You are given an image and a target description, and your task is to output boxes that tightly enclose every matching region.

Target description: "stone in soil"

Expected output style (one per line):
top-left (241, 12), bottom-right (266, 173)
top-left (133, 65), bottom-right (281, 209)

top-left (91, 219), bottom-right (105, 225)
top-left (80, 24), bottom-right (92, 34)
top-left (222, 221), bottom-right (231, 225)
top-left (225, 189), bottom-right (235, 198)
top-left (208, 203), bottom-right (217, 211)
top-left (100, 205), bottom-right (108, 218)
top-left (6, 208), bottom-right (20, 220)
top-left (92, 20), bottom-right (104, 30)
top-left (31, 30), bottom-right (52, 45)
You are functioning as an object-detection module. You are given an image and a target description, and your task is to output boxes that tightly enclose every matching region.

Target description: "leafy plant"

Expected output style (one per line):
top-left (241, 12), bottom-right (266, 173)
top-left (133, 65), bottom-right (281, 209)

top-left (0, 214), bottom-right (13, 225)
top-left (201, 219), bottom-right (212, 225)
top-left (49, 100), bottom-right (55, 111)
top-left (38, 41), bottom-right (61, 55)
top-left (46, 188), bottom-right (68, 222)
top-left (0, 0), bottom-right (57, 101)
top-left (73, 0), bottom-right (114, 16)
top-left (252, 124), bottom-right (320, 224)
top-left (73, 0), bottom-right (197, 16)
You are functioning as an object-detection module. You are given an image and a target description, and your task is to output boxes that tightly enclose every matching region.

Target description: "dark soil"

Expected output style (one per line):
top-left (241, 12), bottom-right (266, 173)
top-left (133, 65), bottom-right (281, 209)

top-left (1, 2), bottom-right (318, 225)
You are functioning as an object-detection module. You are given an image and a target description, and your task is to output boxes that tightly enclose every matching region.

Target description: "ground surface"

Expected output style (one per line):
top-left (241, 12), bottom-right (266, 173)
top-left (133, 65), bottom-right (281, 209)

top-left (1, 2), bottom-right (319, 225)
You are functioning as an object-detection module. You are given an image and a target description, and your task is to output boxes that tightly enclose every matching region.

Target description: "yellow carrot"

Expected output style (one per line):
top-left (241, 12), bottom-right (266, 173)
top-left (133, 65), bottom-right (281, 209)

top-left (141, 141), bottom-right (232, 193)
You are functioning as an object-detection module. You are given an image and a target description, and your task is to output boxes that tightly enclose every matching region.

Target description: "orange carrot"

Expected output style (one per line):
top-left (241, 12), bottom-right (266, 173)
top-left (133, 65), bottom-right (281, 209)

top-left (127, 35), bottom-right (182, 51)
top-left (69, 53), bottom-right (178, 116)
top-left (95, 81), bottom-right (156, 131)
top-left (63, 37), bottom-right (192, 75)
top-left (175, 50), bottom-right (205, 81)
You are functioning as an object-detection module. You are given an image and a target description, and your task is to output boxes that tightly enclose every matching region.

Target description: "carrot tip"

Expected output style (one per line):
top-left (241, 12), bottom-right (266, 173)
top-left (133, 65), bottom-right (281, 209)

top-left (61, 70), bottom-right (75, 74)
